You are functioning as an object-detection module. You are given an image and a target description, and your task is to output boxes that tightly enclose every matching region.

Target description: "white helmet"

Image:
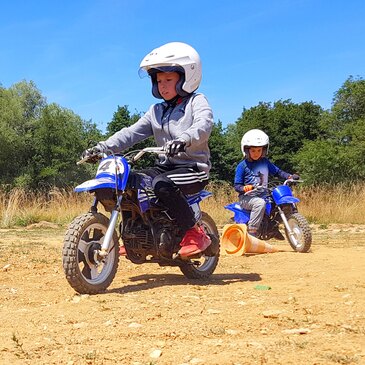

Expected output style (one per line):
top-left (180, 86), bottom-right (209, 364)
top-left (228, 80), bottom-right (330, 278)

top-left (241, 129), bottom-right (269, 158)
top-left (139, 42), bottom-right (202, 99)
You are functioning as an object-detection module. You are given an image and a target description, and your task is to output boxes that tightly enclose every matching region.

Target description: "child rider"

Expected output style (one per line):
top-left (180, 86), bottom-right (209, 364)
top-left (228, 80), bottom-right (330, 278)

top-left (82, 42), bottom-right (213, 259)
top-left (234, 129), bottom-right (299, 237)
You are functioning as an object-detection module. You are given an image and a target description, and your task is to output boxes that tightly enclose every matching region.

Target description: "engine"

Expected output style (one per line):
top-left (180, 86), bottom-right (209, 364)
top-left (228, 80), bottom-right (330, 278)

top-left (120, 211), bottom-right (181, 263)
top-left (121, 217), bottom-right (154, 261)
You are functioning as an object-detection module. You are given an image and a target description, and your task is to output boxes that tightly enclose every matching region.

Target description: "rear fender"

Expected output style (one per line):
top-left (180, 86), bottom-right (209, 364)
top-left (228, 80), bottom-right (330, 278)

top-left (187, 190), bottom-right (212, 205)
top-left (188, 190), bottom-right (212, 222)
top-left (224, 203), bottom-right (250, 224)
top-left (225, 200), bottom-right (271, 224)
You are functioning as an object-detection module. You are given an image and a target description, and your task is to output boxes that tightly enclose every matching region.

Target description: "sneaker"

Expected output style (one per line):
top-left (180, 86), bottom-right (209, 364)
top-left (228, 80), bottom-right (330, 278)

top-left (119, 245), bottom-right (127, 256)
top-left (178, 226), bottom-right (211, 258)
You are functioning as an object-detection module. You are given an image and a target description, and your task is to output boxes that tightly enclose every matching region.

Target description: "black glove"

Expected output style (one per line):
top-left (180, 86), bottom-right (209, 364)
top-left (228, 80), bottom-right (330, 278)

top-left (291, 174), bottom-right (300, 180)
top-left (81, 143), bottom-right (107, 159)
top-left (164, 140), bottom-right (186, 156)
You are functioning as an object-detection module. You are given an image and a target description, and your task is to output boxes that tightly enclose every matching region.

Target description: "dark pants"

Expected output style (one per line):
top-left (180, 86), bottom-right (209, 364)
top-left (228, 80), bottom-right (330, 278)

top-left (142, 163), bottom-right (209, 233)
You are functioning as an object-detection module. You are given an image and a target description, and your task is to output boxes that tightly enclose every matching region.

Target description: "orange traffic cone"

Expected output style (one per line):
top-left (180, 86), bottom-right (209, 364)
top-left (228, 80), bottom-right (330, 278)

top-left (221, 224), bottom-right (279, 256)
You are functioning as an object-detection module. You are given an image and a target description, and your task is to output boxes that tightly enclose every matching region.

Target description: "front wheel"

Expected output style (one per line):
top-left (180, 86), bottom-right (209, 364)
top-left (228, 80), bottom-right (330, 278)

top-left (179, 212), bottom-right (220, 279)
top-left (62, 212), bottom-right (119, 294)
top-left (284, 213), bottom-right (312, 253)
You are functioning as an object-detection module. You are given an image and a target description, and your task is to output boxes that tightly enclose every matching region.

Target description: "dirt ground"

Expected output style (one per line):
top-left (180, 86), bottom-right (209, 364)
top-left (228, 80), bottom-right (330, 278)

top-left (0, 223), bottom-right (364, 365)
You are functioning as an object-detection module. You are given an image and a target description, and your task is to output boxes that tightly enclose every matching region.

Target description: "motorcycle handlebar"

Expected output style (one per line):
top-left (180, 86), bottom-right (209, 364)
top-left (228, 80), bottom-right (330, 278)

top-left (76, 153), bottom-right (106, 165)
top-left (244, 179), bottom-right (304, 195)
top-left (76, 147), bottom-right (165, 165)
top-left (76, 157), bottom-right (89, 165)
top-left (244, 186), bottom-right (266, 196)
top-left (131, 147), bottom-right (165, 162)
top-left (283, 179), bottom-right (304, 185)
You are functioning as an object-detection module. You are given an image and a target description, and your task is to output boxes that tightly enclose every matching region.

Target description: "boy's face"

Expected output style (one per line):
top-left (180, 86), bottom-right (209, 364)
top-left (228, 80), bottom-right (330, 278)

top-left (248, 147), bottom-right (263, 160)
top-left (157, 72), bottom-right (179, 101)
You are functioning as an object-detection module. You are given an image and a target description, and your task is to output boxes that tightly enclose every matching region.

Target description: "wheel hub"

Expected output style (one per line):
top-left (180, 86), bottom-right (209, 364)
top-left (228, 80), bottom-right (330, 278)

top-left (85, 241), bottom-right (102, 266)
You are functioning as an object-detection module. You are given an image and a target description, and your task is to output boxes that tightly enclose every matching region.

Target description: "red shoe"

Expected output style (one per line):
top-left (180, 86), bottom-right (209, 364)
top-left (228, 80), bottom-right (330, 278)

top-left (119, 245), bottom-right (127, 256)
top-left (178, 226), bottom-right (211, 258)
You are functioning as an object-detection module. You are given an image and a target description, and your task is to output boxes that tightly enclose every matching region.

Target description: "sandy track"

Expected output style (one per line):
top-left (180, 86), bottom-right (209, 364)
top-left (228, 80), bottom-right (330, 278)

top-left (0, 225), bottom-right (364, 364)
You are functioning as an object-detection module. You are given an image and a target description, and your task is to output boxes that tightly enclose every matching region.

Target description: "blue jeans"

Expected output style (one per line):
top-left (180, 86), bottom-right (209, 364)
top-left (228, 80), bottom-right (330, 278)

top-left (239, 195), bottom-right (266, 232)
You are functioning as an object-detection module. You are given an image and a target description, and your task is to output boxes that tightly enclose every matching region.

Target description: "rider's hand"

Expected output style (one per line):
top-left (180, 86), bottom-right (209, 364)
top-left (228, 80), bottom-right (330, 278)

top-left (164, 139), bottom-right (186, 156)
top-left (243, 185), bottom-right (254, 193)
top-left (290, 174), bottom-right (300, 180)
top-left (81, 143), bottom-right (107, 159)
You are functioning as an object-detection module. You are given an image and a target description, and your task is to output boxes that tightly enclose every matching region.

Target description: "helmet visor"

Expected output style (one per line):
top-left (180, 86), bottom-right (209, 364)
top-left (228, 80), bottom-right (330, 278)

top-left (138, 65), bottom-right (184, 79)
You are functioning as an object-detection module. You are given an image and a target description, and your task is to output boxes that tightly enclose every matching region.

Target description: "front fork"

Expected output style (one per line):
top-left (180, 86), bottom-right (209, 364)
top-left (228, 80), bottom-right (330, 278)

top-left (95, 197), bottom-right (122, 259)
top-left (277, 205), bottom-right (299, 247)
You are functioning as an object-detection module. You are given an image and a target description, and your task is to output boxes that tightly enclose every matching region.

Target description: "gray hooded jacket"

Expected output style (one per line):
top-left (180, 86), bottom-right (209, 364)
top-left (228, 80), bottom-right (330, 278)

top-left (100, 93), bottom-right (214, 174)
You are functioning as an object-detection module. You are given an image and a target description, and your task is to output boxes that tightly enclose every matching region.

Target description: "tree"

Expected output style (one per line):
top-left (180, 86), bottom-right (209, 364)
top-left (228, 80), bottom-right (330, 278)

top-left (0, 81), bottom-right (45, 186)
top-left (209, 121), bottom-right (238, 183)
top-left (106, 105), bottom-right (155, 167)
top-left (332, 76), bottom-right (365, 123)
top-left (294, 76), bottom-right (365, 184)
top-left (106, 105), bottom-right (140, 136)
top-left (27, 103), bottom-right (100, 189)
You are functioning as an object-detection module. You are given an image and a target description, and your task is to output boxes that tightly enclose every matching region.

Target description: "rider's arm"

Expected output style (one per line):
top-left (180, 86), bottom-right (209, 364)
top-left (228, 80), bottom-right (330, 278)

top-left (98, 107), bottom-right (154, 153)
top-left (178, 94), bottom-right (213, 147)
top-left (234, 161), bottom-right (257, 193)
top-left (267, 159), bottom-right (291, 180)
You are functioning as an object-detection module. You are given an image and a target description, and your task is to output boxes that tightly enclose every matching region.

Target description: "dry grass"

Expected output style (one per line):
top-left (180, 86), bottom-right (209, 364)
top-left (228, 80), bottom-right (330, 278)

top-left (1, 183), bottom-right (365, 228)
top-left (201, 182), bottom-right (237, 226)
top-left (205, 182), bottom-right (365, 225)
top-left (296, 183), bottom-right (365, 224)
top-left (0, 188), bottom-right (91, 228)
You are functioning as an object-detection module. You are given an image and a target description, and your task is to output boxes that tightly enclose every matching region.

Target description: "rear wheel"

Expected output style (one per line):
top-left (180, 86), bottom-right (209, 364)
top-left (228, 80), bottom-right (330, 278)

top-left (62, 212), bottom-right (119, 294)
top-left (179, 212), bottom-right (220, 279)
top-left (284, 213), bottom-right (312, 253)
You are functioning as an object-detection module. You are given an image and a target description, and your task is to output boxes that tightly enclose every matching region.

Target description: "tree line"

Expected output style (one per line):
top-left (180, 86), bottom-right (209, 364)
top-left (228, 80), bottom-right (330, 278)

top-left (0, 76), bottom-right (364, 191)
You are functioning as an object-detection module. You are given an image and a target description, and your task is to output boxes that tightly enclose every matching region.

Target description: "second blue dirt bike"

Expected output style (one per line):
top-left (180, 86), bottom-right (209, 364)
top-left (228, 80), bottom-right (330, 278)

top-left (225, 179), bottom-right (312, 253)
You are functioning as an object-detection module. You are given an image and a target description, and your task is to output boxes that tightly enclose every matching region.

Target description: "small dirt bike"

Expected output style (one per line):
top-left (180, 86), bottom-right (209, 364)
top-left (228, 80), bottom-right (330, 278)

top-left (62, 147), bottom-right (220, 294)
top-left (225, 179), bottom-right (312, 252)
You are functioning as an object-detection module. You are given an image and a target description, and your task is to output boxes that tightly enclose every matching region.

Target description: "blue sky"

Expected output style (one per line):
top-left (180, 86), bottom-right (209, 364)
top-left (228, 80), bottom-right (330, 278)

top-left (1, 0), bottom-right (365, 131)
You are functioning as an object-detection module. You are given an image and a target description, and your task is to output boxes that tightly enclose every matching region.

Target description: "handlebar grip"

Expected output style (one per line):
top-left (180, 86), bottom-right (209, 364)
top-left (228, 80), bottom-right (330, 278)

top-left (76, 157), bottom-right (89, 165)
top-left (76, 153), bottom-right (104, 165)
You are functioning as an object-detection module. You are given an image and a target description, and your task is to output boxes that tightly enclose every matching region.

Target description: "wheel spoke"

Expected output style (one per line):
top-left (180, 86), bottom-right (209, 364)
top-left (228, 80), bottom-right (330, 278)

top-left (81, 260), bottom-right (92, 279)
top-left (78, 238), bottom-right (88, 253)
top-left (90, 265), bottom-right (100, 279)
top-left (92, 228), bottom-right (104, 241)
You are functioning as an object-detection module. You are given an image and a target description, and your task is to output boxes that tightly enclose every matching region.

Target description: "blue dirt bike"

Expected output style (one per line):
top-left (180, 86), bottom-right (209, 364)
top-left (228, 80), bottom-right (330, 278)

top-left (62, 147), bottom-right (220, 294)
top-left (225, 179), bottom-right (312, 253)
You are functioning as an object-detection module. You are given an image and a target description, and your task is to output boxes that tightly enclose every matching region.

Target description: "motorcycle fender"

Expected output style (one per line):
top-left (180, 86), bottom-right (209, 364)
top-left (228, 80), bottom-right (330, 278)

top-left (276, 196), bottom-right (300, 204)
top-left (75, 178), bottom-right (117, 192)
top-left (190, 202), bottom-right (202, 221)
top-left (187, 190), bottom-right (212, 205)
top-left (224, 203), bottom-right (250, 224)
top-left (187, 191), bottom-right (212, 221)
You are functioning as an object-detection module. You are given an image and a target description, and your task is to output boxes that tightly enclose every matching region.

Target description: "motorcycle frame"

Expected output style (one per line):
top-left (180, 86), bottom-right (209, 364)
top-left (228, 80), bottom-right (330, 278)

top-left (76, 151), bottom-right (213, 257)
